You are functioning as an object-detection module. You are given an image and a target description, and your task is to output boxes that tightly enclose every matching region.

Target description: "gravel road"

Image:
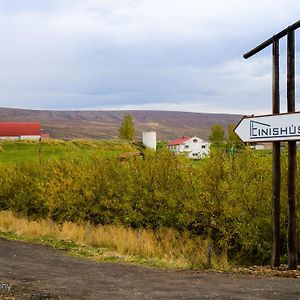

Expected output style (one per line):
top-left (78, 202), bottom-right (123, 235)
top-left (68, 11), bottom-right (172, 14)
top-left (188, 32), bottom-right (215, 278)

top-left (0, 238), bottom-right (299, 299)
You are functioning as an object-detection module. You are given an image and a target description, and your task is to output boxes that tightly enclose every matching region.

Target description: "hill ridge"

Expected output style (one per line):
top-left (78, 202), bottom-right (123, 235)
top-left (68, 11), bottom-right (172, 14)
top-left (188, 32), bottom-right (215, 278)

top-left (0, 107), bottom-right (242, 141)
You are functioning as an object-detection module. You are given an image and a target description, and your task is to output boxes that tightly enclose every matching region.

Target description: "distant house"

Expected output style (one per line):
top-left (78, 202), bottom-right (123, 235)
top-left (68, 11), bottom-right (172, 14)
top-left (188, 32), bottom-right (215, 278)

top-left (250, 143), bottom-right (273, 151)
top-left (40, 133), bottom-right (50, 140)
top-left (0, 122), bottom-right (41, 140)
top-left (167, 136), bottom-right (210, 159)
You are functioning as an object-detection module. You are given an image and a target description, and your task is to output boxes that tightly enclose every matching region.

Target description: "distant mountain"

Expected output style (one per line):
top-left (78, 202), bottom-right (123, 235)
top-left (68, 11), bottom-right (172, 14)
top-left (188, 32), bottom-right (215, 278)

top-left (0, 107), bottom-right (242, 141)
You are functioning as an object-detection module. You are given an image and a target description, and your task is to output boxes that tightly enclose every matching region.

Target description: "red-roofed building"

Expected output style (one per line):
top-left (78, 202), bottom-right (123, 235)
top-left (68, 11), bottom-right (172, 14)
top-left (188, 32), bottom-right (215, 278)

top-left (167, 136), bottom-right (190, 146)
top-left (168, 136), bottom-right (210, 159)
top-left (40, 133), bottom-right (49, 140)
top-left (0, 122), bottom-right (42, 140)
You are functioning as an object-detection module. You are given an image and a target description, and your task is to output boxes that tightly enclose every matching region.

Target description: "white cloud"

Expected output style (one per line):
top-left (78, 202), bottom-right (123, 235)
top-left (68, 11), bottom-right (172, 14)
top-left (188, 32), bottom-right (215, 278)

top-left (0, 0), bottom-right (299, 113)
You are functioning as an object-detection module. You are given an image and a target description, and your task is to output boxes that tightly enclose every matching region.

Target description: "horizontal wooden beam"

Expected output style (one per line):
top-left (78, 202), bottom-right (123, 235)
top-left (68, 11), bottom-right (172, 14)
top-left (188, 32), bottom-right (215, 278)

top-left (243, 20), bottom-right (300, 59)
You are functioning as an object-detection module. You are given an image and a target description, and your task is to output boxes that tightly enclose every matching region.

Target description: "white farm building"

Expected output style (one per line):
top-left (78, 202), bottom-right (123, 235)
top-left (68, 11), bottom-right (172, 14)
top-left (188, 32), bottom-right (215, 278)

top-left (167, 136), bottom-right (210, 159)
top-left (142, 131), bottom-right (156, 150)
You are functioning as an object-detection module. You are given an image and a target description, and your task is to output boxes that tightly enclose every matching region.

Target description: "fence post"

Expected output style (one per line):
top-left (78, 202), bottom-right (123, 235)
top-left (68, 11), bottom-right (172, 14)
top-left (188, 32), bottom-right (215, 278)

top-left (207, 244), bottom-right (212, 268)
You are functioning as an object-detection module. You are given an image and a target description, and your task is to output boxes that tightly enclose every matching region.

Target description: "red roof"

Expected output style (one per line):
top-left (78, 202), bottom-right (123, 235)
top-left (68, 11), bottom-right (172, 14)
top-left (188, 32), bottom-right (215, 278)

top-left (0, 122), bottom-right (41, 137)
top-left (168, 136), bottom-right (190, 146)
top-left (41, 133), bottom-right (49, 139)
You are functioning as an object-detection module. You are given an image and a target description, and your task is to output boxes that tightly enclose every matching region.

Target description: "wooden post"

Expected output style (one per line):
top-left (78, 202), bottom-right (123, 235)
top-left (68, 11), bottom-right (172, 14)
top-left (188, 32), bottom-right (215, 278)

top-left (243, 21), bottom-right (300, 269)
top-left (38, 137), bottom-right (41, 165)
top-left (272, 39), bottom-right (281, 267)
top-left (287, 30), bottom-right (297, 270)
top-left (207, 244), bottom-right (212, 268)
top-left (243, 20), bottom-right (300, 59)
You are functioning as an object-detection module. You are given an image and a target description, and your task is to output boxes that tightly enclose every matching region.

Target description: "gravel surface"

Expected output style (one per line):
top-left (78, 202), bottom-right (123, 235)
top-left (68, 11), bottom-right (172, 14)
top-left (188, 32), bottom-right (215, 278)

top-left (0, 238), bottom-right (299, 299)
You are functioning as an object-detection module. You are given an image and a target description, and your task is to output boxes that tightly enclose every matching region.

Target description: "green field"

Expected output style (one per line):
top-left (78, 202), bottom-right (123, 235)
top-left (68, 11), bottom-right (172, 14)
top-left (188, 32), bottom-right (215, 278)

top-left (0, 139), bottom-right (136, 165)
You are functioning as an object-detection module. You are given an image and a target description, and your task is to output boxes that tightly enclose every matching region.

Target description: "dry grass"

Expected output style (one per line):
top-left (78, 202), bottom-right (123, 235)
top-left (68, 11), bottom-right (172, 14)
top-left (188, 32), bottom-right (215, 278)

top-left (0, 210), bottom-right (228, 269)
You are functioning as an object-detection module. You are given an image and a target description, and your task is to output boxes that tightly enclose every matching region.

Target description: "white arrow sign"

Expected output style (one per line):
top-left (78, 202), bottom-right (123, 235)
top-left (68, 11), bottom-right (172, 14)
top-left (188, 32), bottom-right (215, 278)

top-left (234, 112), bottom-right (300, 142)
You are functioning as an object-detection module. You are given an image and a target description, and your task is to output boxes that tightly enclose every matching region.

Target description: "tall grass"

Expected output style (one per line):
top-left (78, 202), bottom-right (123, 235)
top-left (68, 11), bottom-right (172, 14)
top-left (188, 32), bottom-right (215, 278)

top-left (0, 210), bottom-right (227, 269)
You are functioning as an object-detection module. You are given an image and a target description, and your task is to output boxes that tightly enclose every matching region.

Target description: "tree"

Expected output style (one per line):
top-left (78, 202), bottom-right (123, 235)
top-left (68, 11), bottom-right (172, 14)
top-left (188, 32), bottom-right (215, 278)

top-left (118, 114), bottom-right (135, 142)
top-left (209, 125), bottom-right (225, 147)
top-left (156, 140), bottom-right (167, 150)
top-left (227, 124), bottom-right (244, 149)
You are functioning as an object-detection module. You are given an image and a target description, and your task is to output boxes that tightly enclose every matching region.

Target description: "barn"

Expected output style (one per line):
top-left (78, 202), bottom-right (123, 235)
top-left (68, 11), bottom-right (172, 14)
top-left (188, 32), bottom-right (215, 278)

top-left (0, 122), bottom-right (41, 140)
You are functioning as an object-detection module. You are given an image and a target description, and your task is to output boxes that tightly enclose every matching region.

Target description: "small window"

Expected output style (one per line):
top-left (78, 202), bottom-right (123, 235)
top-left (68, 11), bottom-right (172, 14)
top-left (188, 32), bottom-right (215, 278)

top-left (193, 153), bottom-right (198, 156)
top-left (193, 139), bottom-right (198, 143)
top-left (202, 145), bottom-right (206, 149)
top-left (184, 145), bottom-right (189, 149)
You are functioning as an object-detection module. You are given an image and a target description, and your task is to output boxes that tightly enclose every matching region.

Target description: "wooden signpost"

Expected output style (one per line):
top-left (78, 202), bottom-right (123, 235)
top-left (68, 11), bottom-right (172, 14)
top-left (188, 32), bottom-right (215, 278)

top-left (235, 20), bottom-right (300, 270)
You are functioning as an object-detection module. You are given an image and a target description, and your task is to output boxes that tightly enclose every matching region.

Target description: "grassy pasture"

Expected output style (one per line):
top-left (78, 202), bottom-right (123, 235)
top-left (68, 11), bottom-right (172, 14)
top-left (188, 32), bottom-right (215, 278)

top-left (0, 139), bottom-right (135, 165)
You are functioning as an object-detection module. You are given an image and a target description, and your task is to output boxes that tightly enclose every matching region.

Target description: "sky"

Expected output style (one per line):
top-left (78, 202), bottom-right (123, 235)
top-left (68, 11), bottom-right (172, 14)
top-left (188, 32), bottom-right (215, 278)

top-left (0, 0), bottom-right (299, 115)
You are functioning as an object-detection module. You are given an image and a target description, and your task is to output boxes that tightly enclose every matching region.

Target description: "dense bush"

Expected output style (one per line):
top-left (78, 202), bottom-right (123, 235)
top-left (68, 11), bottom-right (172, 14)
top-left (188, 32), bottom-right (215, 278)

top-left (0, 147), bottom-right (297, 265)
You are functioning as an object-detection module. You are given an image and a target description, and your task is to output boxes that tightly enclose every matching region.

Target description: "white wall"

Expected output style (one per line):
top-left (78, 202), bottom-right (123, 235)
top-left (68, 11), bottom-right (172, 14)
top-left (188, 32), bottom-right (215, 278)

top-left (20, 135), bottom-right (41, 140)
top-left (0, 135), bottom-right (41, 140)
top-left (179, 137), bottom-right (210, 159)
top-left (143, 132), bottom-right (156, 150)
top-left (0, 136), bottom-right (20, 140)
top-left (254, 144), bottom-right (265, 150)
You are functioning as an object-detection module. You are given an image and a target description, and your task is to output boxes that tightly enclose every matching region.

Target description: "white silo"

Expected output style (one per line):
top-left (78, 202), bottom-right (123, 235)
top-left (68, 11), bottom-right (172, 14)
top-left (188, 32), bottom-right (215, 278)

top-left (142, 132), bottom-right (156, 150)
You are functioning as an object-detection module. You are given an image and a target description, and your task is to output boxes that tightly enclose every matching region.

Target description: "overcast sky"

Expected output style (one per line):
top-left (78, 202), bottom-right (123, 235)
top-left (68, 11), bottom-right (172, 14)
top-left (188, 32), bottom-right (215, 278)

top-left (0, 0), bottom-right (299, 114)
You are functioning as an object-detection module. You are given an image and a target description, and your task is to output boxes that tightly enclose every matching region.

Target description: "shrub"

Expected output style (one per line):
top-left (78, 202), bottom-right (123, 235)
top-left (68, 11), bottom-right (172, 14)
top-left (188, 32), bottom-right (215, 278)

top-left (0, 147), bottom-right (298, 265)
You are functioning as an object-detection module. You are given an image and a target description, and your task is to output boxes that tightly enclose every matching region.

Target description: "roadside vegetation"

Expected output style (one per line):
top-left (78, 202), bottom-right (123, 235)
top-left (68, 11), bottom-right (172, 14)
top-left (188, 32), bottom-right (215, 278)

top-left (0, 139), bottom-right (297, 269)
top-left (0, 210), bottom-right (221, 269)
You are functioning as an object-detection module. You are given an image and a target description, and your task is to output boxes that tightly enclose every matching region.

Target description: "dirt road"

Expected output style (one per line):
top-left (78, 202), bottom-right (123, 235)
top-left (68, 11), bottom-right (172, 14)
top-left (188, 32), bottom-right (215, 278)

top-left (0, 238), bottom-right (299, 299)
